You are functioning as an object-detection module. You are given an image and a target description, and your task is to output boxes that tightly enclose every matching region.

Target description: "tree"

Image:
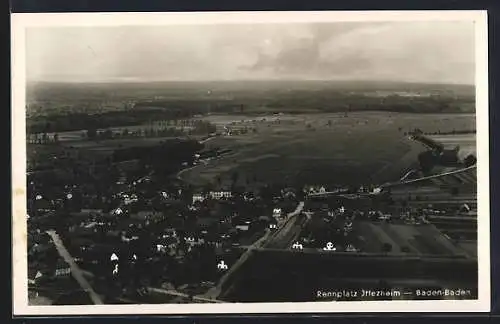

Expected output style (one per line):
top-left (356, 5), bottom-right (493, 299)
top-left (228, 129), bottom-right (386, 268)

top-left (86, 128), bottom-right (97, 140)
top-left (464, 154), bottom-right (477, 167)
top-left (382, 243), bottom-right (392, 253)
top-left (102, 129), bottom-right (113, 139)
top-left (231, 171), bottom-right (239, 185)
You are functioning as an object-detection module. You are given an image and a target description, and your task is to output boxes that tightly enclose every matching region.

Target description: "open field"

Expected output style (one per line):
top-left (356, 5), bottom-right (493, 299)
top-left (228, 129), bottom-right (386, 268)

top-left (180, 112), bottom-right (475, 187)
top-left (356, 221), bottom-right (468, 256)
top-left (26, 80), bottom-right (475, 133)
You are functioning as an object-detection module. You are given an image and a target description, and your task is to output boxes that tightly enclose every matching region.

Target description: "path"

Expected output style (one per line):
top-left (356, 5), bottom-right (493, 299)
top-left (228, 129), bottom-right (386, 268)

top-left (202, 201), bottom-right (305, 299)
top-left (46, 230), bottom-right (104, 305)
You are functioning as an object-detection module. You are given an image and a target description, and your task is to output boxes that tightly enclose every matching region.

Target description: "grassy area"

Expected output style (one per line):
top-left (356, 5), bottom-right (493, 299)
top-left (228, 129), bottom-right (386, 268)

top-left (355, 220), bottom-right (468, 256)
top-left (180, 112), bottom-right (475, 188)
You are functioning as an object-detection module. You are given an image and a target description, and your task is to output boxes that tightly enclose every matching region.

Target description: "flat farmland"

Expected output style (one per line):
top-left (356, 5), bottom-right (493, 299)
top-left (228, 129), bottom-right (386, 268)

top-left (355, 221), bottom-right (468, 256)
top-left (180, 112), bottom-right (475, 188)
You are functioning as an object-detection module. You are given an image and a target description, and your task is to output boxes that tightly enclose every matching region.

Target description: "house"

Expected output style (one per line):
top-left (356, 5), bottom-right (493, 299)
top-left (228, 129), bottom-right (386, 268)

top-left (378, 214), bottom-right (392, 221)
top-left (54, 260), bottom-right (71, 277)
top-left (29, 243), bottom-right (51, 256)
top-left (192, 194), bottom-right (205, 204)
top-left (243, 192), bottom-right (256, 201)
top-left (460, 203), bottom-right (471, 213)
top-left (235, 224), bottom-right (249, 231)
top-left (233, 215), bottom-right (253, 231)
top-left (34, 198), bottom-right (55, 212)
top-left (80, 208), bottom-right (103, 214)
top-left (28, 267), bottom-right (44, 285)
top-left (204, 232), bottom-right (223, 246)
top-left (209, 191), bottom-right (232, 200)
top-left (122, 194), bottom-right (138, 205)
top-left (121, 233), bottom-right (139, 242)
top-left (158, 236), bottom-right (178, 249)
top-left (273, 208), bottom-right (282, 218)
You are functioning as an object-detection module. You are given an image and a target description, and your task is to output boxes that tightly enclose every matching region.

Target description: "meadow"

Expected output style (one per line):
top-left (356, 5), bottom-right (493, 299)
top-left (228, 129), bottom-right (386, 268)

top-left (180, 112), bottom-right (476, 188)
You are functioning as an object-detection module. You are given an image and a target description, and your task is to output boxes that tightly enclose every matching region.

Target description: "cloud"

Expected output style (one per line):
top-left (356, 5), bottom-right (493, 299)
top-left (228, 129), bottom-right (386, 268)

top-left (244, 22), bottom-right (475, 83)
top-left (25, 21), bottom-right (475, 84)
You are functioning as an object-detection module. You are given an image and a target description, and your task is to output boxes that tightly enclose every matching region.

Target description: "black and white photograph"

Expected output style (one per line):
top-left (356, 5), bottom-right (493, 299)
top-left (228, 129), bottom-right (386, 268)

top-left (11, 11), bottom-right (490, 315)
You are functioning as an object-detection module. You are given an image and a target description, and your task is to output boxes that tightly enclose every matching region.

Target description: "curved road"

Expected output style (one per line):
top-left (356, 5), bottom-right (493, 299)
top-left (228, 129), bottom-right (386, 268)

top-left (308, 165), bottom-right (477, 199)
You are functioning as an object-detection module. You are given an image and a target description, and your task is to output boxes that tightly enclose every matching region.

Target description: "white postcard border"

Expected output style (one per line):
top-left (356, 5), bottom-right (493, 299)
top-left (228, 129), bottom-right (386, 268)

top-left (11, 10), bottom-right (490, 315)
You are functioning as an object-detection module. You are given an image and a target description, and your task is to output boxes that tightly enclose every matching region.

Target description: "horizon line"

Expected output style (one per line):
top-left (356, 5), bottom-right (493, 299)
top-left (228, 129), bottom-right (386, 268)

top-left (26, 79), bottom-right (475, 86)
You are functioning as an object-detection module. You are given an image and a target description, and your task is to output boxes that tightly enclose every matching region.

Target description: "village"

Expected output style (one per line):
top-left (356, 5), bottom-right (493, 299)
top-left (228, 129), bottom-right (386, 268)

top-left (27, 153), bottom-right (476, 304)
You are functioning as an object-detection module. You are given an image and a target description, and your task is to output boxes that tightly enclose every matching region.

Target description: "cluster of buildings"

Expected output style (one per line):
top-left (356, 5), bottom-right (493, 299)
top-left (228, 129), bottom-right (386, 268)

top-left (27, 166), bottom-right (301, 299)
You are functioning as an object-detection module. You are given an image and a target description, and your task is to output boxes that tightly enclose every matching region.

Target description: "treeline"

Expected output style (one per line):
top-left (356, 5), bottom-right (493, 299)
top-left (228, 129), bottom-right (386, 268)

top-left (420, 129), bottom-right (476, 136)
top-left (404, 129), bottom-right (476, 137)
top-left (84, 120), bottom-right (216, 141)
top-left (27, 93), bottom-right (474, 134)
top-left (27, 108), bottom-right (200, 134)
top-left (28, 120), bottom-right (217, 145)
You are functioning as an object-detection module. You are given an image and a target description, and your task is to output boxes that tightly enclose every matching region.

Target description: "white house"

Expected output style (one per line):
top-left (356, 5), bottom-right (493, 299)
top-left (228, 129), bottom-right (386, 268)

top-left (209, 191), bottom-right (232, 199)
top-left (460, 203), bottom-right (471, 212)
top-left (54, 260), bottom-right (71, 277)
top-left (378, 214), bottom-right (392, 221)
top-left (110, 253), bottom-right (119, 262)
top-left (236, 224), bottom-right (249, 231)
top-left (28, 270), bottom-right (44, 285)
top-left (273, 208), bottom-right (282, 218)
top-left (192, 194), bottom-right (205, 204)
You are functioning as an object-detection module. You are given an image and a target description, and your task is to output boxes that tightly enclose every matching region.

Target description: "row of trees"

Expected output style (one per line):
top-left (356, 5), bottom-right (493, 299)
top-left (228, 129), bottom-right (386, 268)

top-left (83, 121), bottom-right (216, 141)
top-left (29, 121), bottom-right (218, 144)
top-left (404, 129), bottom-right (476, 136)
top-left (27, 133), bottom-right (59, 144)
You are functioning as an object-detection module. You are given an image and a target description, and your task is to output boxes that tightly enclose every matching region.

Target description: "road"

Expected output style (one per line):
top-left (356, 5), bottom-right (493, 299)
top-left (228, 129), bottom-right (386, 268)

top-left (308, 165), bottom-right (477, 199)
top-left (46, 230), bottom-right (104, 305)
top-left (383, 165), bottom-right (477, 188)
top-left (202, 201), bottom-right (304, 300)
top-left (202, 228), bottom-right (271, 299)
top-left (175, 136), bottom-right (226, 180)
top-left (264, 201), bottom-right (306, 248)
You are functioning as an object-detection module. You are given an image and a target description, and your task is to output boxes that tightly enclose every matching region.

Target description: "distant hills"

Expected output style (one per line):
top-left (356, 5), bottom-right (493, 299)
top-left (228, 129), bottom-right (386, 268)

top-left (27, 79), bottom-right (474, 96)
top-left (24, 80), bottom-right (475, 133)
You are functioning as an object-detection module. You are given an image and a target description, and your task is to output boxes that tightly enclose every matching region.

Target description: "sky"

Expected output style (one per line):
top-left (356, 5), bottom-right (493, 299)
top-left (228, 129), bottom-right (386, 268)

top-left (25, 21), bottom-right (475, 84)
